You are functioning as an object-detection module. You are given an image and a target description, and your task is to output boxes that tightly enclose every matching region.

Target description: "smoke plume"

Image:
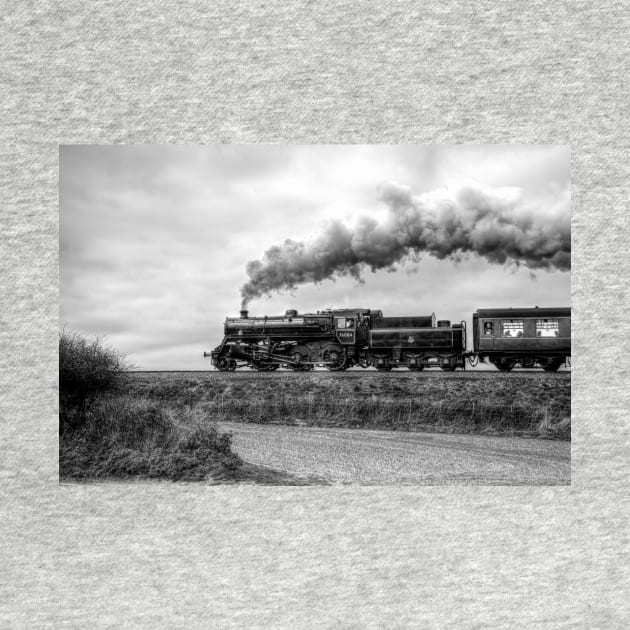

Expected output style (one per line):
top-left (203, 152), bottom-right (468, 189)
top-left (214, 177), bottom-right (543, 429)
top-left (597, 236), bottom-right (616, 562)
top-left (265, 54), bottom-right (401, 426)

top-left (240, 182), bottom-right (570, 308)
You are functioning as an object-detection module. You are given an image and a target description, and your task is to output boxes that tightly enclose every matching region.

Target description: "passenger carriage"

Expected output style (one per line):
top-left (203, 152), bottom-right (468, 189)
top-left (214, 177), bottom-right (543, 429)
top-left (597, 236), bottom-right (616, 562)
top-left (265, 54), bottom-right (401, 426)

top-left (472, 307), bottom-right (571, 371)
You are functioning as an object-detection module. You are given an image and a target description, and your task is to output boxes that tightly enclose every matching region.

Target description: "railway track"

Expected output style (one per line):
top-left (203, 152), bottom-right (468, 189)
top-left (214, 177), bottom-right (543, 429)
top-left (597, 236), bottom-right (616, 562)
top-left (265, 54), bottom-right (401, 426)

top-left (130, 369), bottom-right (570, 379)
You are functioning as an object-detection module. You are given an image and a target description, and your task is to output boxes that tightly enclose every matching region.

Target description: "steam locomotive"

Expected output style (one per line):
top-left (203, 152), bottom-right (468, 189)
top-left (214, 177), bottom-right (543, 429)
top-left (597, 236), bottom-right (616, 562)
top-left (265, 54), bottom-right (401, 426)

top-left (204, 306), bottom-right (570, 372)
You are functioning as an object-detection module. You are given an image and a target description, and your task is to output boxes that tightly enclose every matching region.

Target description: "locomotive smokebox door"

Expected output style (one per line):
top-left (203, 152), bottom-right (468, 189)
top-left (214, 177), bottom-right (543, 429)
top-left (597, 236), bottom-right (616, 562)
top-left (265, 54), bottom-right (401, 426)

top-left (335, 316), bottom-right (356, 344)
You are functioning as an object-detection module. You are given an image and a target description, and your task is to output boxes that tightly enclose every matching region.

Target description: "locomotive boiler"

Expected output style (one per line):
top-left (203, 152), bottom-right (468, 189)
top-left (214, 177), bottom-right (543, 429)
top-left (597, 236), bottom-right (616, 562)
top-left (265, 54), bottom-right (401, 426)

top-left (205, 308), bottom-right (467, 372)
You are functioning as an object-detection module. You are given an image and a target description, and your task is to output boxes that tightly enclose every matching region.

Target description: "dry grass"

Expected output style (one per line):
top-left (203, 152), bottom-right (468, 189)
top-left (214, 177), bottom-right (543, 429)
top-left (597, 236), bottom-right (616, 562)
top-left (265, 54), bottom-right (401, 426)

top-left (60, 394), bottom-right (241, 481)
top-left (127, 372), bottom-right (571, 440)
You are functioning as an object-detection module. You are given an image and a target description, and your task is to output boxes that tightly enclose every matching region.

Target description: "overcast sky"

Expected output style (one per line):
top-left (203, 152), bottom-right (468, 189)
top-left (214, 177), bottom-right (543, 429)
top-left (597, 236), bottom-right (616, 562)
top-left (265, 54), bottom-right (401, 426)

top-left (60, 145), bottom-right (570, 370)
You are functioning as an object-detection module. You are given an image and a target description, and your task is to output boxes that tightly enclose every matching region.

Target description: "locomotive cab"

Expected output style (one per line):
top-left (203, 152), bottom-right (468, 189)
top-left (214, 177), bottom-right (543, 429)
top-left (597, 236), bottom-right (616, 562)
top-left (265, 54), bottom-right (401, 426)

top-left (334, 315), bottom-right (357, 345)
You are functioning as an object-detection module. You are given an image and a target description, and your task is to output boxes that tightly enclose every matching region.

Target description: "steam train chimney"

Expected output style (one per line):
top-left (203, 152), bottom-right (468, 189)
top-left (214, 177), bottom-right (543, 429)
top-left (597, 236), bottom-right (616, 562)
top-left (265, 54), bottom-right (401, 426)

top-left (240, 309), bottom-right (248, 319)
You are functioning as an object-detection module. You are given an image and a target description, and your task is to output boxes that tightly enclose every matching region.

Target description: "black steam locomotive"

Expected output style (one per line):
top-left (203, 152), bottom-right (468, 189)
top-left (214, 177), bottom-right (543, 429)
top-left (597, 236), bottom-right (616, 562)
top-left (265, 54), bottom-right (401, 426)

top-left (204, 308), bottom-right (466, 371)
top-left (206, 308), bottom-right (466, 372)
top-left (205, 305), bottom-right (570, 372)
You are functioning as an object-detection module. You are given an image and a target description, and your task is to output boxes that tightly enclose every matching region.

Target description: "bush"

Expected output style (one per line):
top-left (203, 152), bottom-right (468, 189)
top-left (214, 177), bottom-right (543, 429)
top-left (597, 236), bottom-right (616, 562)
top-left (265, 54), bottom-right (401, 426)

top-left (60, 329), bottom-right (130, 433)
top-left (60, 329), bottom-right (129, 406)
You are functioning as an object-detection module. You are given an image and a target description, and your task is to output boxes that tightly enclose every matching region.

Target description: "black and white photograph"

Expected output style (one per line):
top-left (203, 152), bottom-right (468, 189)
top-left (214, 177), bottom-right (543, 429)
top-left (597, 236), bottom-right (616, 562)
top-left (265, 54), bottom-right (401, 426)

top-left (60, 144), bottom-right (571, 485)
top-left (7, 1), bottom-right (630, 625)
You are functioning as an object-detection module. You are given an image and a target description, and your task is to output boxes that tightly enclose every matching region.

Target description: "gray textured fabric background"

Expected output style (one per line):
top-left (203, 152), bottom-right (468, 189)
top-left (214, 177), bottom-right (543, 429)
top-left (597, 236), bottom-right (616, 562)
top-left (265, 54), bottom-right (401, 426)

top-left (1, 2), bottom-right (628, 627)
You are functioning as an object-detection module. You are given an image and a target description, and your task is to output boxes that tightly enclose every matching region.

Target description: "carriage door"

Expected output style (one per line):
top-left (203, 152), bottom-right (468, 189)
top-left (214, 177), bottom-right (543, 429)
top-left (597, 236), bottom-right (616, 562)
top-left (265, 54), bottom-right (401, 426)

top-left (335, 317), bottom-right (356, 345)
top-left (480, 319), bottom-right (495, 351)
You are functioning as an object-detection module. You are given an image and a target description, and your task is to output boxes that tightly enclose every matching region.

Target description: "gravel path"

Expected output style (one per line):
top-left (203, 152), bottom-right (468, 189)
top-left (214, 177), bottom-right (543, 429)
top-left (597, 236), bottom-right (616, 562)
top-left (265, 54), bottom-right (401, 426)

top-left (218, 422), bottom-right (570, 485)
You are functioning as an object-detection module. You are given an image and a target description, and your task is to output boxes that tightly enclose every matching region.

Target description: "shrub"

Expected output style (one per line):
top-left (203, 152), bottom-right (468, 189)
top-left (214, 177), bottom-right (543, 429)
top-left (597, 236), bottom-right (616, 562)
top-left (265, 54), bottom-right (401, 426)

top-left (60, 329), bottom-right (128, 401)
top-left (60, 329), bottom-right (129, 431)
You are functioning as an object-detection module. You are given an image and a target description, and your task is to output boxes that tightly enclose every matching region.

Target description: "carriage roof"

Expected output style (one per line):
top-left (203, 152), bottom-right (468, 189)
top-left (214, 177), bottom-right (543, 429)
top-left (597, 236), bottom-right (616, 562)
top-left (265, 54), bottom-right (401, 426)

top-left (474, 307), bottom-right (570, 318)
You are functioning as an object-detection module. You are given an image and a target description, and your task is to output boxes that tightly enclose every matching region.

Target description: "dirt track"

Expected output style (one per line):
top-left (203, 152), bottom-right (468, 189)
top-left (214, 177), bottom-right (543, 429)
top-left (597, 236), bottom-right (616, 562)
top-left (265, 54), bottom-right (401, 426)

top-left (217, 422), bottom-right (570, 485)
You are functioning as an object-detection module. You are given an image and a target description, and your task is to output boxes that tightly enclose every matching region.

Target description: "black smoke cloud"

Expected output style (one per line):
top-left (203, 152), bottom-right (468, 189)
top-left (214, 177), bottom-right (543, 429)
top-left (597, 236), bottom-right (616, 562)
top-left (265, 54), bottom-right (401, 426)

top-left (240, 182), bottom-right (570, 308)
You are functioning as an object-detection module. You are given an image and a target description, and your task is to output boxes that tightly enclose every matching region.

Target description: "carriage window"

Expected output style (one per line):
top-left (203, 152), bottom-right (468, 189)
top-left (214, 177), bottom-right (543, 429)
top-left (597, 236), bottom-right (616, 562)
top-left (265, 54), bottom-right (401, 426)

top-left (345, 318), bottom-right (355, 329)
top-left (483, 321), bottom-right (494, 335)
top-left (335, 318), bottom-right (345, 329)
top-left (536, 319), bottom-right (559, 337)
top-left (502, 320), bottom-right (523, 337)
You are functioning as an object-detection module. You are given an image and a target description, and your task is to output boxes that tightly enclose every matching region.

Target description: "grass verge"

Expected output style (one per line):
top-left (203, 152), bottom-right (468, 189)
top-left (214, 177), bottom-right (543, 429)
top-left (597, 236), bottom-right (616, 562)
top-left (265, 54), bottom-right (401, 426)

top-left (198, 394), bottom-right (571, 439)
top-left (60, 395), bottom-right (240, 481)
top-left (60, 331), bottom-right (316, 483)
top-left (127, 372), bottom-right (571, 441)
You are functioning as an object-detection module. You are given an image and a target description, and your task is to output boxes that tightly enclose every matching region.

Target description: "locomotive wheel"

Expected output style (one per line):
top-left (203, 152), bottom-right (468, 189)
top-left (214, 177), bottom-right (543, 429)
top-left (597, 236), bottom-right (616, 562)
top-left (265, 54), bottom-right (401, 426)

top-left (290, 361), bottom-right (312, 372)
top-left (493, 359), bottom-right (514, 372)
top-left (254, 360), bottom-right (279, 371)
top-left (323, 345), bottom-right (347, 371)
top-left (542, 359), bottom-right (562, 372)
top-left (290, 346), bottom-right (312, 371)
top-left (215, 357), bottom-right (232, 372)
top-left (404, 355), bottom-right (423, 371)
